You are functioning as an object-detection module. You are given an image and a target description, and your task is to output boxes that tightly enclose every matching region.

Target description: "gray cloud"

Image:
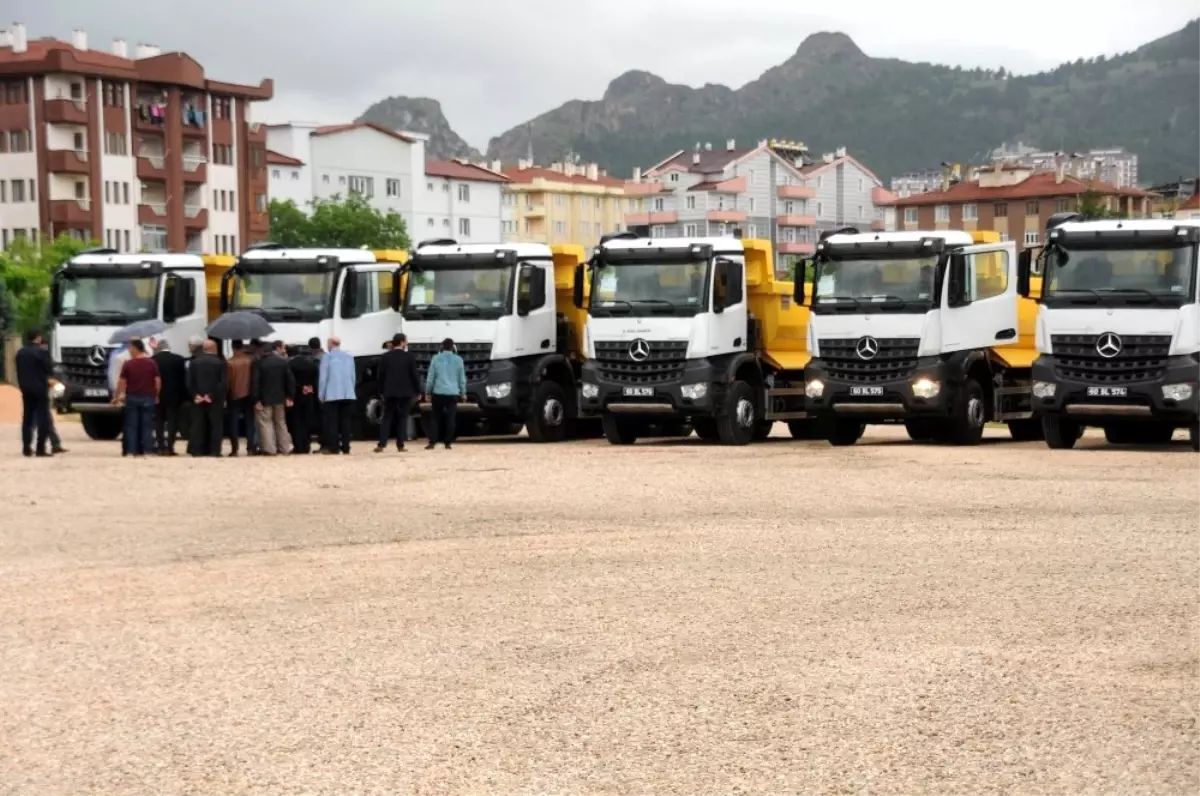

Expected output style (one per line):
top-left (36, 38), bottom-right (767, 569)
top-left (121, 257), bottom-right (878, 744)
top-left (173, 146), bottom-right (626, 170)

top-left (13, 0), bottom-right (1198, 148)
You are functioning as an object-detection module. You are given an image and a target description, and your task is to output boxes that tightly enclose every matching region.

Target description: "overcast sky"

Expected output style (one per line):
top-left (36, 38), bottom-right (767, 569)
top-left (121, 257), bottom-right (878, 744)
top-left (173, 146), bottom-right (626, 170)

top-left (13, 0), bottom-right (1199, 148)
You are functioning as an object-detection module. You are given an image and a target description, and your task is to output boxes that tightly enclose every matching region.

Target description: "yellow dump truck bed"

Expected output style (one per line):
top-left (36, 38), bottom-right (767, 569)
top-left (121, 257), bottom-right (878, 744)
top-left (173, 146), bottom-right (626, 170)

top-left (552, 244), bottom-right (588, 360)
top-left (743, 239), bottom-right (811, 373)
top-left (202, 255), bottom-right (236, 320)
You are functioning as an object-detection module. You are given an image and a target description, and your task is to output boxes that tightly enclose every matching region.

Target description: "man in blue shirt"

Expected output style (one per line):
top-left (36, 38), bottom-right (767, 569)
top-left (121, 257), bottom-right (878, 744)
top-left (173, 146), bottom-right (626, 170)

top-left (318, 336), bottom-right (357, 454)
top-left (423, 337), bottom-right (466, 450)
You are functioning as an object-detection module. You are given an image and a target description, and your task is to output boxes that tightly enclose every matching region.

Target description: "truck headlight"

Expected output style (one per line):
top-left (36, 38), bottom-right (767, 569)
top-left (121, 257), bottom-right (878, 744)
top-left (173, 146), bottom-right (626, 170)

top-left (1033, 381), bottom-right (1057, 399)
top-left (485, 382), bottom-right (512, 399)
top-left (805, 379), bottom-right (825, 399)
top-left (1163, 383), bottom-right (1194, 402)
top-left (581, 383), bottom-right (599, 399)
top-left (50, 382), bottom-right (66, 400)
top-left (911, 377), bottom-right (940, 399)
top-left (681, 382), bottom-right (708, 400)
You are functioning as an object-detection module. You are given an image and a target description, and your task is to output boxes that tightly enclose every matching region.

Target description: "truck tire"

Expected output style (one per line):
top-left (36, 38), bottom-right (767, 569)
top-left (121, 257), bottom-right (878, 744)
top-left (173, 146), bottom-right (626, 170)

top-left (716, 380), bottom-right (756, 445)
top-left (693, 418), bottom-right (720, 441)
top-left (787, 419), bottom-right (824, 440)
top-left (827, 418), bottom-right (865, 446)
top-left (81, 413), bottom-right (123, 440)
top-left (1043, 414), bottom-right (1081, 449)
top-left (601, 414), bottom-right (639, 445)
top-left (526, 382), bottom-right (568, 443)
top-left (1191, 422), bottom-right (1199, 452)
top-left (946, 378), bottom-right (987, 445)
top-left (905, 419), bottom-right (938, 442)
top-left (1007, 418), bottom-right (1044, 442)
top-left (752, 421), bottom-right (774, 441)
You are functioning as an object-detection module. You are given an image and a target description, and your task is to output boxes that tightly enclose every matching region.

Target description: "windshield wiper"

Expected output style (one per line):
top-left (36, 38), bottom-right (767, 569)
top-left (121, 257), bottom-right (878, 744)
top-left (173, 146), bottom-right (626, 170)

top-left (261, 305), bottom-right (306, 317)
top-left (1047, 288), bottom-right (1101, 303)
top-left (442, 302), bottom-right (482, 315)
top-left (866, 294), bottom-right (913, 310)
top-left (630, 299), bottom-right (679, 313)
top-left (1094, 288), bottom-right (1169, 305)
top-left (815, 295), bottom-right (862, 309)
top-left (61, 309), bottom-right (127, 321)
top-left (593, 299), bottom-right (633, 315)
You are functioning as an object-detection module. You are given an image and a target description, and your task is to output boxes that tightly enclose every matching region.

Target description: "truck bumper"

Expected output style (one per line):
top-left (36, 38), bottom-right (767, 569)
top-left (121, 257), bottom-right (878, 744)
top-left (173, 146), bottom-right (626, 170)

top-left (805, 358), bottom-right (949, 420)
top-left (417, 359), bottom-right (521, 416)
top-left (62, 381), bottom-right (118, 413)
top-left (1032, 356), bottom-right (1199, 423)
top-left (580, 358), bottom-right (718, 417)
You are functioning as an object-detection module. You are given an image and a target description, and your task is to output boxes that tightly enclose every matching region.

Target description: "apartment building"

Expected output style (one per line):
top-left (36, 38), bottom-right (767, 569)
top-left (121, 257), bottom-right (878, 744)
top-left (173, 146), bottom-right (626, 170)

top-left (990, 142), bottom-right (1139, 189)
top-left (500, 161), bottom-right (627, 247)
top-left (628, 139), bottom-right (889, 271)
top-left (890, 168), bottom-right (945, 198)
top-left (891, 163), bottom-right (1154, 252)
top-left (266, 122), bottom-right (506, 242)
top-left (0, 23), bottom-right (272, 253)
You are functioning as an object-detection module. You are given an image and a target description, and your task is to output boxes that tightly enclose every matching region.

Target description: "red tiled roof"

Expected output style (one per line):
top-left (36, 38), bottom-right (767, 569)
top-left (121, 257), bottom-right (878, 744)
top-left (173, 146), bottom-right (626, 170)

top-left (426, 160), bottom-right (509, 183)
top-left (266, 149), bottom-right (304, 166)
top-left (502, 166), bottom-right (624, 187)
top-left (650, 148), bottom-right (757, 175)
top-left (0, 38), bottom-right (134, 69)
top-left (312, 122), bottom-right (416, 144)
top-left (892, 171), bottom-right (1153, 206)
top-left (1179, 193), bottom-right (1200, 211)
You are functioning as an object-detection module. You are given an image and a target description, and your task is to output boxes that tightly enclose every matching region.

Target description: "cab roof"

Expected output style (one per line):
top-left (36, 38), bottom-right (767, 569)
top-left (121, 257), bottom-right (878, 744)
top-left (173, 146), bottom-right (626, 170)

top-left (66, 252), bottom-right (207, 269)
top-left (599, 235), bottom-right (746, 253)
top-left (238, 247), bottom-right (378, 264)
top-left (1055, 218), bottom-right (1200, 234)
top-left (821, 230), bottom-right (975, 248)
top-left (414, 241), bottom-right (553, 259)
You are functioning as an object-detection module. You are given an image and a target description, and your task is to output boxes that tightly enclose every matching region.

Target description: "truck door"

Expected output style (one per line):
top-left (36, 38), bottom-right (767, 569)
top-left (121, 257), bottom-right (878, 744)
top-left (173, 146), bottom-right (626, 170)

top-left (940, 242), bottom-right (1019, 354)
top-left (337, 265), bottom-right (400, 353)
top-left (709, 257), bottom-right (747, 355)
top-left (513, 261), bottom-right (555, 356)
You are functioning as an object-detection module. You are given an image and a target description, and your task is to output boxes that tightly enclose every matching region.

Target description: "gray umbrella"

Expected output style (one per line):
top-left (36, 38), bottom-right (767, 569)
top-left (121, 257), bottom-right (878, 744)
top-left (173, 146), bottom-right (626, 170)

top-left (108, 318), bottom-right (168, 344)
top-left (206, 311), bottom-right (275, 340)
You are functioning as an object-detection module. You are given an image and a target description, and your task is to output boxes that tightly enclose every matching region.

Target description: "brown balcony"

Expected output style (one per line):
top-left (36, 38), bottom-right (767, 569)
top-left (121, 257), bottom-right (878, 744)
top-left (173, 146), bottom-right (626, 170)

top-left (181, 156), bottom-right (208, 183)
top-left (250, 211), bottom-right (269, 233)
top-left (183, 206), bottom-right (209, 229)
top-left (707, 210), bottom-right (747, 223)
top-left (522, 203), bottom-right (546, 217)
top-left (247, 122), bottom-right (267, 143)
top-left (624, 210), bottom-right (678, 226)
top-left (136, 153), bottom-right (168, 182)
top-left (777, 214), bottom-right (816, 227)
top-left (45, 98), bottom-right (88, 125)
top-left (138, 203), bottom-right (168, 225)
top-left (49, 198), bottom-right (93, 225)
top-left (134, 106), bottom-right (168, 133)
top-left (778, 184), bottom-right (816, 199)
top-left (46, 149), bottom-right (89, 175)
top-left (777, 241), bottom-right (816, 256)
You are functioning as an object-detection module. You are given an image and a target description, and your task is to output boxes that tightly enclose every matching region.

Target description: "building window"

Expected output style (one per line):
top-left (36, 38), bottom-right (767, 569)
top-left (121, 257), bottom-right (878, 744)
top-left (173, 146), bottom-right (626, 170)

top-left (256, 193), bottom-right (267, 212)
top-left (458, 218), bottom-right (471, 237)
top-left (502, 220), bottom-right (515, 234)
top-left (457, 183), bottom-right (470, 202)
top-left (4, 81), bottom-right (26, 104)
top-left (747, 224), bottom-right (758, 238)
top-left (322, 174), bottom-right (330, 184)
top-left (123, 183), bottom-right (129, 204)
top-left (291, 170), bottom-right (299, 180)
top-left (12, 180), bottom-right (25, 202)
top-left (686, 195), bottom-right (696, 210)
top-left (1025, 200), bottom-right (1039, 216)
top-left (0, 181), bottom-right (6, 202)
top-left (999, 232), bottom-right (1010, 242)
top-left (212, 97), bottom-right (232, 120)
top-left (1054, 197), bottom-right (1071, 213)
top-left (427, 182), bottom-right (434, 192)
top-left (653, 197), bottom-right (664, 212)
top-left (857, 205), bottom-right (865, 219)
top-left (554, 221), bottom-right (566, 235)
top-left (669, 173), bottom-right (679, 183)
top-left (104, 132), bottom-right (127, 155)
top-left (817, 175), bottom-right (824, 189)
top-left (904, 207), bottom-right (917, 224)
top-left (651, 225), bottom-right (666, 238)
top-left (1024, 230), bottom-right (1040, 246)
top-left (994, 202), bottom-right (1008, 218)
top-left (271, 169), bottom-right (280, 179)
top-left (427, 218), bottom-right (434, 227)
top-left (962, 203), bottom-right (978, 221)
top-left (935, 205), bottom-right (950, 222)
top-left (104, 181), bottom-right (111, 204)
top-left (123, 230), bottom-right (130, 251)
top-left (555, 195), bottom-right (564, 207)
top-left (29, 179), bottom-right (35, 202)
top-left (212, 144), bottom-right (232, 165)
top-left (442, 183), bottom-right (450, 193)
top-left (858, 178), bottom-right (865, 192)
top-left (9, 130), bottom-right (30, 152)
top-left (684, 223), bottom-right (698, 236)
top-left (816, 202), bottom-right (824, 216)
top-left (749, 197), bottom-right (756, 213)
top-left (142, 224), bottom-right (168, 252)
top-left (386, 178), bottom-right (401, 197)
top-left (348, 175), bottom-right (374, 197)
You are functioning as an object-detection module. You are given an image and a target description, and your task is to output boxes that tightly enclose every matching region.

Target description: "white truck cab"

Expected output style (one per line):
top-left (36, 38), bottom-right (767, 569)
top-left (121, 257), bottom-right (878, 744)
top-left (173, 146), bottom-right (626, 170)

top-left (1029, 214), bottom-right (1199, 450)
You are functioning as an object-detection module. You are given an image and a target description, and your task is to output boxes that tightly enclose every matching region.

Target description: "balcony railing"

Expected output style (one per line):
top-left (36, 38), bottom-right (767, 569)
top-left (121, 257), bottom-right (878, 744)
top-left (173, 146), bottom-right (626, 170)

top-left (182, 155), bottom-right (207, 171)
top-left (184, 204), bottom-right (202, 218)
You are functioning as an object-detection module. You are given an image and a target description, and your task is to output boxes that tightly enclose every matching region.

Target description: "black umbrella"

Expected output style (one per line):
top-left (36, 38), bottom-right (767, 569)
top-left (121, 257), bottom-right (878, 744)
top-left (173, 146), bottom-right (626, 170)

top-left (206, 311), bottom-right (275, 340)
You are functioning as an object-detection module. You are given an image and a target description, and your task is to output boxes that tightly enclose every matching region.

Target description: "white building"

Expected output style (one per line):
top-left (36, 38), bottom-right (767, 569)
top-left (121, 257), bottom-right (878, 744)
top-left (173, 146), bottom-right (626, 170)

top-left (990, 142), bottom-right (1140, 189)
top-left (265, 122), bottom-right (506, 243)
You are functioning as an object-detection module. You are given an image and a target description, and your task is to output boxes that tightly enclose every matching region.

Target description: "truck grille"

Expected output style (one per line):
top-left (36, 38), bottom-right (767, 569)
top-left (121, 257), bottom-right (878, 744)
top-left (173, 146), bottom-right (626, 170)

top-left (819, 337), bottom-right (919, 384)
top-left (409, 342), bottom-right (492, 384)
top-left (1051, 334), bottom-right (1171, 384)
top-left (60, 346), bottom-right (115, 388)
top-left (594, 340), bottom-right (688, 385)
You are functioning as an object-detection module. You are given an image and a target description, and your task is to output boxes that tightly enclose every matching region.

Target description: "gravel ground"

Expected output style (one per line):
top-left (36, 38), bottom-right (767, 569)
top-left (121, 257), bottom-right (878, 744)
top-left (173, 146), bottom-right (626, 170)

top-left (0, 420), bottom-right (1197, 795)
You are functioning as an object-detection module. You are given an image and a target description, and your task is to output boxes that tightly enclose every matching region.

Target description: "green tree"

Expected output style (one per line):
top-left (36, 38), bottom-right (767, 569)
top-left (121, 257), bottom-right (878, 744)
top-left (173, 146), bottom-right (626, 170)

top-left (268, 194), bottom-right (411, 250)
top-left (0, 235), bottom-right (97, 336)
top-left (1078, 189), bottom-right (1118, 220)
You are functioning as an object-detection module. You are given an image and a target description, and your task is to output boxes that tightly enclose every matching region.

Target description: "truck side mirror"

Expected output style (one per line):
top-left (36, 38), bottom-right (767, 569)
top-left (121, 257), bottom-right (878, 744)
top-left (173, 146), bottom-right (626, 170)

top-left (50, 276), bottom-right (63, 316)
top-left (163, 276), bottom-right (179, 323)
top-left (793, 257), bottom-right (812, 305)
top-left (572, 263), bottom-right (585, 309)
top-left (390, 269), bottom-right (402, 311)
top-left (1017, 250), bottom-right (1032, 298)
top-left (947, 253), bottom-right (970, 308)
top-left (713, 260), bottom-right (730, 313)
top-left (341, 268), bottom-right (361, 318)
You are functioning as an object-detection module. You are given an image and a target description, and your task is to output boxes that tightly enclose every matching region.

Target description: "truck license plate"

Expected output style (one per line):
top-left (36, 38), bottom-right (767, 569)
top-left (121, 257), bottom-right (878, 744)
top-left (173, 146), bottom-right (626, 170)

top-left (622, 387), bottom-right (654, 397)
top-left (1086, 387), bottom-right (1128, 398)
top-left (850, 386), bottom-right (885, 396)
top-left (83, 388), bottom-right (109, 398)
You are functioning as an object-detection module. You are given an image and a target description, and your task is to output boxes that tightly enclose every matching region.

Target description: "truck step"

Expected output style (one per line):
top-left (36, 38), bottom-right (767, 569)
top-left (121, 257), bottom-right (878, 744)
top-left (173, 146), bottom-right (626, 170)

top-left (765, 411), bottom-right (808, 421)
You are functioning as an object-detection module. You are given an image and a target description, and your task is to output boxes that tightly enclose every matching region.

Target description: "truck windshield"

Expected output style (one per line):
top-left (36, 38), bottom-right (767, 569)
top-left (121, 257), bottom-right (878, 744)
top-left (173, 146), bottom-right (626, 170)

top-left (403, 266), bottom-right (512, 320)
top-left (56, 275), bottom-right (158, 324)
top-left (589, 260), bottom-right (709, 317)
top-left (1044, 246), bottom-right (1196, 307)
top-left (812, 256), bottom-right (938, 314)
top-left (231, 271), bottom-right (337, 320)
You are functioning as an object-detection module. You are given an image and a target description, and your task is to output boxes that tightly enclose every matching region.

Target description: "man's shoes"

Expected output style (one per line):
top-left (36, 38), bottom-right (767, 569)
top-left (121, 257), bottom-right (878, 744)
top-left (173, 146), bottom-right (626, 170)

top-left (35, 450), bottom-right (53, 457)
top-left (424, 443), bottom-right (436, 450)
top-left (444, 443), bottom-right (452, 450)
top-left (22, 449), bottom-right (32, 458)
top-left (226, 451), bottom-right (239, 457)
top-left (321, 449), bottom-right (339, 455)
top-left (373, 445), bottom-right (385, 453)
top-left (52, 447), bottom-right (68, 454)
top-left (397, 445), bottom-right (406, 452)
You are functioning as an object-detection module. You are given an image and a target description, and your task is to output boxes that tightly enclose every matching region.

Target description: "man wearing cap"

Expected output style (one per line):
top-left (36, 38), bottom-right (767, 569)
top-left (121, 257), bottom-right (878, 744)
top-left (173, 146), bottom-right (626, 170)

top-left (375, 333), bottom-right (421, 453)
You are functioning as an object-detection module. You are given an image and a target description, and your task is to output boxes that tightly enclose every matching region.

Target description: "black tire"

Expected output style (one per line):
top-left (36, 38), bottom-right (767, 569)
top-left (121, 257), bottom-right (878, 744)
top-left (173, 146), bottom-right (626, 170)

top-left (905, 419), bottom-right (939, 442)
top-left (787, 419), bottom-right (824, 440)
top-left (1007, 418), bottom-right (1044, 442)
top-left (752, 421), bottom-right (774, 441)
top-left (947, 379), bottom-right (987, 446)
top-left (1042, 414), bottom-right (1081, 449)
top-left (526, 382), bottom-right (568, 443)
top-left (601, 414), bottom-right (638, 445)
top-left (827, 418), bottom-right (865, 446)
top-left (81, 413), bottom-right (123, 440)
top-left (693, 418), bottom-right (720, 441)
top-left (658, 420), bottom-right (692, 438)
top-left (716, 380), bottom-right (756, 446)
top-left (1191, 422), bottom-right (1199, 452)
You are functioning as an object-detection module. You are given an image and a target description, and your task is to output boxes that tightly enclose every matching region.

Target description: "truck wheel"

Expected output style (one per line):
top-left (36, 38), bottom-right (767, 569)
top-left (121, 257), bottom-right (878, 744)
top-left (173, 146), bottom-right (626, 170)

top-left (1007, 418), bottom-right (1044, 442)
top-left (787, 419), bottom-right (824, 440)
top-left (946, 379), bottom-right (987, 445)
top-left (526, 382), bottom-right (568, 443)
top-left (905, 419), bottom-right (938, 442)
top-left (601, 414), bottom-right (639, 445)
top-left (1042, 414), bottom-right (1081, 449)
top-left (81, 413), bottom-right (123, 440)
top-left (693, 418), bottom-right (720, 441)
top-left (1191, 422), bottom-right (1199, 452)
top-left (752, 421), bottom-right (773, 441)
top-left (716, 380), bottom-right (756, 445)
top-left (827, 419), bottom-right (865, 446)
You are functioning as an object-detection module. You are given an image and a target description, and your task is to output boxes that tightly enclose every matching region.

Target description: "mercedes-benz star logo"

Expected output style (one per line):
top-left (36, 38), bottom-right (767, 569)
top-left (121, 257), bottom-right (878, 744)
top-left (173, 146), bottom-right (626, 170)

top-left (1095, 332), bottom-right (1123, 359)
top-left (628, 338), bottom-right (650, 362)
top-left (87, 345), bottom-right (108, 367)
top-left (855, 336), bottom-right (880, 361)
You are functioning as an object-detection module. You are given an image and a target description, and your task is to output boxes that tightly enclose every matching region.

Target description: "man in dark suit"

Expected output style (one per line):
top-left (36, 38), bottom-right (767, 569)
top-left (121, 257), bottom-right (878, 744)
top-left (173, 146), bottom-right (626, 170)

top-left (252, 340), bottom-right (296, 455)
top-left (186, 339), bottom-right (228, 457)
top-left (374, 332), bottom-right (422, 453)
top-left (15, 329), bottom-right (53, 457)
top-left (151, 339), bottom-right (187, 455)
top-left (287, 344), bottom-right (319, 454)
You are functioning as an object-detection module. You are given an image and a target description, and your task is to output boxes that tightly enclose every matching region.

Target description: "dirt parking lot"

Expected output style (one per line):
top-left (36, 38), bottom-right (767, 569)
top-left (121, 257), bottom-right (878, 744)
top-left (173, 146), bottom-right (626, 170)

top-left (0, 420), bottom-right (1196, 795)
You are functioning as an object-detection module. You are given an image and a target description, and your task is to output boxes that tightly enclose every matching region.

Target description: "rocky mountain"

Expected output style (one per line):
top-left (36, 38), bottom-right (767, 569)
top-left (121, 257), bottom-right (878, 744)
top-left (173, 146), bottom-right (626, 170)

top-left (483, 22), bottom-right (1199, 184)
top-left (355, 96), bottom-right (482, 161)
